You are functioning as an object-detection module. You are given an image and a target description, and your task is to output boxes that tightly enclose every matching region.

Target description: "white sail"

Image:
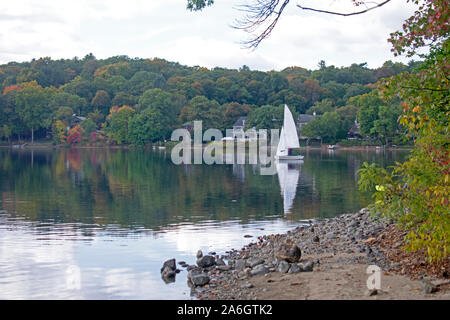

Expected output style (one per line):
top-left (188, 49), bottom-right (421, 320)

top-left (283, 104), bottom-right (300, 148)
top-left (276, 161), bottom-right (300, 214)
top-left (276, 126), bottom-right (287, 157)
top-left (276, 105), bottom-right (300, 158)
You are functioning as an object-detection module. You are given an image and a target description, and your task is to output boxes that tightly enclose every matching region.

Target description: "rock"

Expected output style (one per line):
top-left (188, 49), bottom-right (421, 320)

top-left (247, 258), bottom-right (265, 268)
top-left (250, 265), bottom-right (269, 276)
top-left (197, 255), bottom-right (216, 268)
top-left (241, 283), bottom-right (254, 289)
top-left (420, 279), bottom-right (438, 294)
top-left (234, 259), bottom-right (246, 270)
top-left (217, 265), bottom-right (231, 271)
top-left (216, 257), bottom-right (226, 266)
top-left (196, 250), bottom-right (203, 259)
top-left (276, 260), bottom-right (290, 273)
top-left (288, 264), bottom-right (301, 273)
top-left (161, 266), bottom-right (176, 279)
top-left (326, 232), bottom-right (336, 239)
top-left (312, 235), bottom-right (320, 243)
top-left (244, 234), bottom-right (253, 238)
top-left (190, 273), bottom-right (210, 286)
top-left (365, 289), bottom-right (378, 296)
top-left (275, 240), bottom-right (302, 263)
top-left (160, 258), bottom-right (176, 273)
top-left (187, 268), bottom-right (202, 280)
top-left (299, 261), bottom-right (314, 272)
top-left (178, 261), bottom-right (186, 265)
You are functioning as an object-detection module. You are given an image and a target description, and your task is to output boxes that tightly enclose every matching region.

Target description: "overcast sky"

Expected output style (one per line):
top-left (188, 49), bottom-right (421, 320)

top-left (0, 0), bottom-right (419, 71)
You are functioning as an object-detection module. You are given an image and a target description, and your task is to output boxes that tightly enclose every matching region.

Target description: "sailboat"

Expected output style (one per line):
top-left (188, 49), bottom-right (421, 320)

top-left (275, 105), bottom-right (303, 160)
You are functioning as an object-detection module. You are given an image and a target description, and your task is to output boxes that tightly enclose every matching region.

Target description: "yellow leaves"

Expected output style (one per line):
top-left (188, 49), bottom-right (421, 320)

top-left (412, 105), bottom-right (421, 113)
top-left (375, 185), bottom-right (386, 192)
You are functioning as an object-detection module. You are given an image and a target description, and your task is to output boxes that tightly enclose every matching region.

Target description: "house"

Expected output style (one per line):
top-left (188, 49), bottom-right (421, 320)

top-left (347, 120), bottom-right (362, 139)
top-left (72, 114), bottom-right (86, 125)
top-left (182, 121), bottom-right (194, 132)
top-left (297, 113), bottom-right (315, 138)
top-left (232, 116), bottom-right (247, 139)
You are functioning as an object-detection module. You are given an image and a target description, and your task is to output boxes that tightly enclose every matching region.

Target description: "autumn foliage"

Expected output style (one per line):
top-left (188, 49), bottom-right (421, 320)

top-left (67, 125), bottom-right (83, 144)
top-left (2, 85), bottom-right (22, 96)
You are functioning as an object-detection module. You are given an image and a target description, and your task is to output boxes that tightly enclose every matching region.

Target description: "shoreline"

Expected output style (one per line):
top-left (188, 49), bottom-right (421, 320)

top-left (0, 143), bottom-right (414, 151)
top-left (165, 208), bottom-right (449, 300)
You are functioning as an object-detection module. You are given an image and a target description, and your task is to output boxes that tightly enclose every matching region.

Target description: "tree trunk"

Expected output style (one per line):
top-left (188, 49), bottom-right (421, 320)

top-left (31, 127), bottom-right (34, 144)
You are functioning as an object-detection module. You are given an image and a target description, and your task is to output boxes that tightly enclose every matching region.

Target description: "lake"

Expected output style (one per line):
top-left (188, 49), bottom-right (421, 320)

top-left (0, 147), bottom-right (409, 299)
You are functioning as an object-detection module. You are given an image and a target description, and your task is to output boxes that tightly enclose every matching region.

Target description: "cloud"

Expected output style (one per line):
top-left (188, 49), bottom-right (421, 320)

top-left (0, 0), bottom-right (421, 70)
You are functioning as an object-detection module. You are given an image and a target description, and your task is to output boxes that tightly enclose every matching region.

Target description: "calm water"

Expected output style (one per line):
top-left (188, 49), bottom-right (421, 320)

top-left (0, 147), bottom-right (409, 299)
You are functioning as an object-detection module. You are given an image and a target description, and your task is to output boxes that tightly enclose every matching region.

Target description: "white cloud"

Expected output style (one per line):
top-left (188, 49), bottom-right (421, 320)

top-left (0, 0), bottom-right (420, 70)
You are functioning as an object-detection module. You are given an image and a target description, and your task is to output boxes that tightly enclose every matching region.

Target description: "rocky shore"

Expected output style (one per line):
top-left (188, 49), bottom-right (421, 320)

top-left (161, 208), bottom-right (449, 300)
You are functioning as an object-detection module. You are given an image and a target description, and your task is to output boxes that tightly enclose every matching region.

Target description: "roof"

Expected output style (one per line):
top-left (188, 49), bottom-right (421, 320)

top-left (348, 123), bottom-right (360, 134)
top-left (233, 116), bottom-right (247, 127)
top-left (73, 115), bottom-right (86, 121)
top-left (298, 114), bottom-right (315, 123)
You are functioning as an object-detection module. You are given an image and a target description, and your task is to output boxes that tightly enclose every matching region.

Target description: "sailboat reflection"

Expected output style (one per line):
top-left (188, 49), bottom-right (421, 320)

top-left (276, 160), bottom-right (303, 215)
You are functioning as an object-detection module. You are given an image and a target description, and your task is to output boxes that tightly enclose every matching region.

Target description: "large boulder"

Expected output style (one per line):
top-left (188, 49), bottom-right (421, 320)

top-left (197, 255), bottom-right (216, 268)
top-left (160, 258), bottom-right (176, 273)
top-left (275, 240), bottom-right (302, 263)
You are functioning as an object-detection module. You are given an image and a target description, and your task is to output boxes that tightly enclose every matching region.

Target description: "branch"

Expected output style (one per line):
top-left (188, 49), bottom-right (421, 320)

top-left (296, 0), bottom-right (391, 17)
top-left (233, 0), bottom-right (290, 50)
top-left (233, 0), bottom-right (392, 49)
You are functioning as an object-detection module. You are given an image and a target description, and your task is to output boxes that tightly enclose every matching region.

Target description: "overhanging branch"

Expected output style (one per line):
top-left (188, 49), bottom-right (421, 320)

top-left (296, 0), bottom-right (391, 17)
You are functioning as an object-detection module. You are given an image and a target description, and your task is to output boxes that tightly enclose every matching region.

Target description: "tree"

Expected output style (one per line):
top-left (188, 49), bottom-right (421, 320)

top-left (336, 104), bottom-right (358, 133)
top-left (302, 111), bottom-right (344, 143)
top-left (52, 120), bottom-right (67, 144)
top-left (91, 90), bottom-right (111, 115)
top-left (67, 124), bottom-right (83, 144)
top-left (245, 104), bottom-right (284, 130)
top-left (1, 124), bottom-right (12, 144)
top-left (352, 90), bottom-right (400, 144)
top-left (81, 118), bottom-right (96, 141)
top-left (359, 0), bottom-right (449, 262)
top-left (128, 108), bottom-right (165, 145)
top-left (54, 106), bottom-right (74, 126)
top-left (138, 88), bottom-right (180, 138)
top-left (180, 96), bottom-right (223, 130)
top-left (223, 102), bottom-right (251, 128)
top-left (306, 98), bottom-right (334, 115)
top-left (14, 82), bottom-right (53, 143)
top-left (106, 106), bottom-right (135, 144)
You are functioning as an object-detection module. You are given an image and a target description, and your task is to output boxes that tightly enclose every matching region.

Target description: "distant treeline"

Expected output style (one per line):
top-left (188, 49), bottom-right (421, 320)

top-left (0, 54), bottom-right (420, 145)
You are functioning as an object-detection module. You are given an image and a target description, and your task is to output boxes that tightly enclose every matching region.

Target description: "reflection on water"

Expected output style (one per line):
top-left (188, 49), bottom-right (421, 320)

top-left (276, 160), bottom-right (302, 215)
top-left (0, 147), bottom-right (410, 299)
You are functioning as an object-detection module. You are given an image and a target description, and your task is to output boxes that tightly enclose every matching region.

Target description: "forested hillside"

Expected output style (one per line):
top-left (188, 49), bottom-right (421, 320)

top-left (0, 55), bottom-right (419, 145)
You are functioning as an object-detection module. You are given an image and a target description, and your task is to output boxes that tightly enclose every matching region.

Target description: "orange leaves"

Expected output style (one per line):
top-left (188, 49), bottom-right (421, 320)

top-left (2, 85), bottom-right (22, 96)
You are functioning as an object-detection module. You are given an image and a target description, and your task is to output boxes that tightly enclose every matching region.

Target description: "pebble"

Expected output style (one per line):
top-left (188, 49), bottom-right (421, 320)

top-left (161, 208), bottom-right (400, 300)
top-left (250, 265), bottom-right (269, 276)
top-left (247, 258), bottom-right (265, 268)
top-left (277, 261), bottom-right (290, 273)
top-left (420, 279), bottom-right (438, 294)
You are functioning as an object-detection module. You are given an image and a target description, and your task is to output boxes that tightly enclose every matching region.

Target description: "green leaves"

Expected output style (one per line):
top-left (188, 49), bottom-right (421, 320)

top-left (359, 1), bottom-right (449, 261)
top-left (186, 0), bottom-right (214, 11)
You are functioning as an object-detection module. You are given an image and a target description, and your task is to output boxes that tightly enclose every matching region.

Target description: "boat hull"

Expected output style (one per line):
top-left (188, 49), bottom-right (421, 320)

top-left (275, 155), bottom-right (304, 160)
